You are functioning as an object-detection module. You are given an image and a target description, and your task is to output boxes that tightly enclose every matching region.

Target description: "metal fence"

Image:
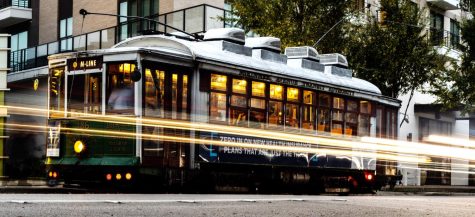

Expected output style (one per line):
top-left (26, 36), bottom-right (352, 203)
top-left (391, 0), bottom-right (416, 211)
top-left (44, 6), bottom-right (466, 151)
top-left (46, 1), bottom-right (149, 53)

top-left (0, 0), bottom-right (29, 9)
top-left (10, 4), bottom-right (231, 73)
top-left (429, 28), bottom-right (462, 51)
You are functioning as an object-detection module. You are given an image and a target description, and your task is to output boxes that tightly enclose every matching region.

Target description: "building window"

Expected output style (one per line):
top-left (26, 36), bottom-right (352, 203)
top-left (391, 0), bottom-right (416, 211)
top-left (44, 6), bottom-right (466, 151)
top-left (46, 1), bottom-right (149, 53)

top-left (119, 1), bottom-right (128, 41)
top-left (11, 31), bottom-right (28, 51)
top-left (450, 19), bottom-right (460, 49)
top-left (59, 17), bottom-right (73, 51)
top-left (430, 12), bottom-right (444, 46)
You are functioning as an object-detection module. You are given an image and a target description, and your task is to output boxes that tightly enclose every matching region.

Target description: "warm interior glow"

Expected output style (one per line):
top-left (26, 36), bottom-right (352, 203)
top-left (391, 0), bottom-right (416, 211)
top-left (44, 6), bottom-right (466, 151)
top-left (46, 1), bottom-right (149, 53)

top-left (232, 79), bottom-right (247, 94)
top-left (252, 81), bottom-right (266, 97)
top-left (270, 84), bottom-right (283, 100)
top-left (211, 74), bottom-right (227, 91)
top-left (287, 87), bottom-right (299, 102)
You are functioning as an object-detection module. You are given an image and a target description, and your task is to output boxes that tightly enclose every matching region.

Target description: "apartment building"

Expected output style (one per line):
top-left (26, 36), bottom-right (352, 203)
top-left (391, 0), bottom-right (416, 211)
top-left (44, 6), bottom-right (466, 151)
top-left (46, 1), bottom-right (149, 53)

top-left (0, 0), bottom-right (229, 179)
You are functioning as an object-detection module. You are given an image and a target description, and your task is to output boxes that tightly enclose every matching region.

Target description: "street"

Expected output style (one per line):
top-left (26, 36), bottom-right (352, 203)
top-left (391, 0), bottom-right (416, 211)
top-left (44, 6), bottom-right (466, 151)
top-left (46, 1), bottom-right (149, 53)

top-left (0, 194), bottom-right (474, 217)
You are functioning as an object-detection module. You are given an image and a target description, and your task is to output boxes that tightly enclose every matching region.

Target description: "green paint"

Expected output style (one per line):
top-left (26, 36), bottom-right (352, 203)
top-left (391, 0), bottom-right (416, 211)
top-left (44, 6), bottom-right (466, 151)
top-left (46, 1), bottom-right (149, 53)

top-left (49, 119), bottom-right (137, 167)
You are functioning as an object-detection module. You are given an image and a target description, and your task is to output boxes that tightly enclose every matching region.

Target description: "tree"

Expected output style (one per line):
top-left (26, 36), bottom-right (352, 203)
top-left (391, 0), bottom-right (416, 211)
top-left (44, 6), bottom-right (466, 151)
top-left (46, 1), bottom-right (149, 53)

top-left (346, 0), bottom-right (446, 99)
top-left (227, 0), bottom-right (354, 53)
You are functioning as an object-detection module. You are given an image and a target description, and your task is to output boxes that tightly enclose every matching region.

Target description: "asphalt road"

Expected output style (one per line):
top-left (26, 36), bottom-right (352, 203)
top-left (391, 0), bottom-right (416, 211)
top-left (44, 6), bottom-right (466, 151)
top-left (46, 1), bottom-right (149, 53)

top-left (0, 194), bottom-right (474, 217)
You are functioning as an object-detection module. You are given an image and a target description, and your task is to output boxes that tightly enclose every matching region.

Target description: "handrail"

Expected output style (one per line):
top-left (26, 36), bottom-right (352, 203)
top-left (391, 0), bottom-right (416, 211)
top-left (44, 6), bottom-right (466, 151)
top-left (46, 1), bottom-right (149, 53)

top-left (9, 4), bottom-right (231, 73)
top-left (0, 0), bottom-right (30, 9)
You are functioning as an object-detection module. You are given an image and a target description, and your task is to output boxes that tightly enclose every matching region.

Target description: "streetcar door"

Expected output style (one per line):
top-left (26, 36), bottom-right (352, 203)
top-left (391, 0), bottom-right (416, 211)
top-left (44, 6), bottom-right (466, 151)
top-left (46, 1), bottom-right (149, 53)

top-left (142, 62), bottom-right (190, 169)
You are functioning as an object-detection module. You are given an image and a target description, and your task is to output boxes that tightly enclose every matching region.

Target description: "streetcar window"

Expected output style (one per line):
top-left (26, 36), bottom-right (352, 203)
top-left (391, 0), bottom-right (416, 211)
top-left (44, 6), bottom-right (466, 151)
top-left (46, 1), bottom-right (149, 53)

top-left (172, 74), bottom-right (178, 119)
top-left (210, 92), bottom-right (227, 122)
top-left (182, 75), bottom-right (189, 119)
top-left (285, 103), bottom-right (299, 129)
top-left (319, 93), bottom-right (331, 107)
top-left (106, 63), bottom-right (135, 114)
top-left (249, 110), bottom-right (266, 129)
top-left (251, 81), bottom-right (266, 97)
top-left (250, 98), bottom-right (264, 109)
top-left (302, 105), bottom-right (314, 130)
top-left (360, 101), bottom-right (371, 114)
top-left (230, 95), bottom-right (247, 107)
top-left (229, 108), bottom-right (247, 127)
top-left (303, 90), bottom-right (315, 105)
top-left (49, 67), bottom-right (65, 117)
top-left (68, 73), bottom-right (102, 115)
top-left (269, 84), bottom-right (283, 100)
top-left (144, 68), bottom-right (165, 117)
top-left (287, 87), bottom-right (299, 102)
top-left (317, 108), bottom-right (330, 133)
top-left (331, 97), bottom-right (345, 135)
top-left (345, 100), bottom-right (358, 136)
top-left (268, 101), bottom-right (283, 127)
top-left (358, 101), bottom-right (371, 137)
top-left (211, 74), bottom-right (227, 91)
top-left (232, 78), bottom-right (247, 94)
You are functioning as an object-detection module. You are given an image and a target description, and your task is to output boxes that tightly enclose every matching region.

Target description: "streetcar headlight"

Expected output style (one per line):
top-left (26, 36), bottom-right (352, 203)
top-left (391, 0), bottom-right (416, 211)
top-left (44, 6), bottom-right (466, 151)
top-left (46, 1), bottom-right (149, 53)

top-left (74, 140), bottom-right (85, 154)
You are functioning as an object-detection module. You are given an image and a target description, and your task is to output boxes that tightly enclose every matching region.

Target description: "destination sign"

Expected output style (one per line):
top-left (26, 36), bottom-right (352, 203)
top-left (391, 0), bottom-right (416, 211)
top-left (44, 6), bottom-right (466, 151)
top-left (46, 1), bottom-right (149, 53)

top-left (67, 56), bottom-right (103, 71)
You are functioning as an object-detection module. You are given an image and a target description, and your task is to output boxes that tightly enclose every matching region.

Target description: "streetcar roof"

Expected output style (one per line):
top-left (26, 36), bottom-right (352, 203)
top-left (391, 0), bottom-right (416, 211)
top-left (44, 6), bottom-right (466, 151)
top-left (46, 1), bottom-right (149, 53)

top-left (111, 35), bottom-right (383, 96)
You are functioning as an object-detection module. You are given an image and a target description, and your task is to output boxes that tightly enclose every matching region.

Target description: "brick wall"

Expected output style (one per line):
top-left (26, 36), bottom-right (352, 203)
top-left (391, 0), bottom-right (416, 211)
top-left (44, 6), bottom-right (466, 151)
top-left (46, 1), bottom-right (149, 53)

top-left (73, 0), bottom-right (118, 36)
top-left (38, 0), bottom-right (58, 44)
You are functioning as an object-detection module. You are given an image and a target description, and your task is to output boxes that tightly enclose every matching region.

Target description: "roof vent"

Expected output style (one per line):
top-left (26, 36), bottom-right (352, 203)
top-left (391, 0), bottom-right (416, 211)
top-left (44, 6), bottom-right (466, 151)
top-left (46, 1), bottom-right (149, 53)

top-left (245, 37), bottom-right (281, 52)
top-left (319, 53), bottom-right (348, 68)
top-left (203, 28), bottom-right (245, 45)
top-left (285, 46), bottom-right (319, 61)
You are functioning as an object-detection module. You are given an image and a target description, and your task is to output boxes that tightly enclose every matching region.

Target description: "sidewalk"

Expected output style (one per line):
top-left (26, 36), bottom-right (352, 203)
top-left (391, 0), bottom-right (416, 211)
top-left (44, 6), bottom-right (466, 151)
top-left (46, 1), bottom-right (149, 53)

top-left (380, 185), bottom-right (475, 195)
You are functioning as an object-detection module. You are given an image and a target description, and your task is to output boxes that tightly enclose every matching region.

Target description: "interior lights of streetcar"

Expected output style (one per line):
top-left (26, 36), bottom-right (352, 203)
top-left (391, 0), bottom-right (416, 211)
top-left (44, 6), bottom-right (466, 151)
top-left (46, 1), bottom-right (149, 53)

top-left (116, 173), bottom-right (122, 180)
top-left (287, 87), bottom-right (299, 101)
top-left (270, 84), bottom-right (283, 100)
top-left (211, 74), bottom-right (227, 91)
top-left (252, 81), bottom-right (265, 97)
top-left (232, 79), bottom-right (247, 94)
top-left (73, 140), bottom-right (85, 154)
top-left (125, 173), bottom-right (132, 180)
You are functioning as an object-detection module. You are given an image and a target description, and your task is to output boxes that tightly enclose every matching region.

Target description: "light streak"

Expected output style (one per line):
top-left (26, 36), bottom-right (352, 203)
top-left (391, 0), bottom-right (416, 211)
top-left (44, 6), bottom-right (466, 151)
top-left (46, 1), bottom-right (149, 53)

top-left (424, 135), bottom-right (475, 148)
top-left (4, 105), bottom-right (475, 164)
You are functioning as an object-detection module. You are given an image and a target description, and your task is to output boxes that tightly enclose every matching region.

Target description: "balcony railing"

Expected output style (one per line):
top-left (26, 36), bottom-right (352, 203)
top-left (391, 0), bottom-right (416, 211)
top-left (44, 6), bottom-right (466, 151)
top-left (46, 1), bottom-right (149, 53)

top-left (10, 4), bottom-right (232, 73)
top-left (0, 0), bottom-right (30, 9)
top-left (429, 28), bottom-right (462, 51)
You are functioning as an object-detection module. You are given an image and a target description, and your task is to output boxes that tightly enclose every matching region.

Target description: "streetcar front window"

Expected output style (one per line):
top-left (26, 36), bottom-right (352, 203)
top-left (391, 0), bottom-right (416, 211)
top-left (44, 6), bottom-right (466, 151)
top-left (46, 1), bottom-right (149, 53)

top-left (49, 67), bottom-right (65, 117)
top-left (107, 63), bottom-right (135, 114)
top-left (67, 73), bottom-right (102, 115)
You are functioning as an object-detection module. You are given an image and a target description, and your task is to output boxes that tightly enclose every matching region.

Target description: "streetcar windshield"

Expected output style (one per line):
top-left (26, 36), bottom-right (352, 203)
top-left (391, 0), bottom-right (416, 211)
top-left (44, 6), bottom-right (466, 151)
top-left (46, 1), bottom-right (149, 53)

top-left (49, 67), bottom-right (65, 117)
top-left (106, 63), bottom-right (135, 114)
top-left (68, 72), bottom-right (102, 115)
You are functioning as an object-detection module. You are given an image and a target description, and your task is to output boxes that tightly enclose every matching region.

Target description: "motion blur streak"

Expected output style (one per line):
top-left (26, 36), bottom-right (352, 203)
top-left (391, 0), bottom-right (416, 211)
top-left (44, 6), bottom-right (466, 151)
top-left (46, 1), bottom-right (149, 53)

top-left (4, 105), bottom-right (475, 163)
top-left (361, 136), bottom-right (475, 162)
top-left (400, 166), bottom-right (475, 175)
top-left (424, 135), bottom-right (475, 148)
top-left (61, 126), bottom-right (426, 163)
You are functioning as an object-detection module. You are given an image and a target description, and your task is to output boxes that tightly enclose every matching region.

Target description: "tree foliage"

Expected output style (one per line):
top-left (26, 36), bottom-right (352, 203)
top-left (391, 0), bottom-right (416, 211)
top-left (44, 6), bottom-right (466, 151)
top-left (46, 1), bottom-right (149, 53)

top-left (227, 0), bottom-right (353, 53)
top-left (228, 0), bottom-right (446, 99)
top-left (430, 17), bottom-right (475, 114)
top-left (346, 0), bottom-right (446, 98)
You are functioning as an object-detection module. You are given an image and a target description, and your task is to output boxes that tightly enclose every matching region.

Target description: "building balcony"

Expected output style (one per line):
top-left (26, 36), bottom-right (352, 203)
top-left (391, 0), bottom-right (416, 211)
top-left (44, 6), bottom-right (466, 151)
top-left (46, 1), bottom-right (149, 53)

top-left (429, 29), bottom-right (462, 59)
top-left (0, 0), bottom-right (31, 28)
top-left (9, 4), bottom-right (232, 74)
top-left (426, 0), bottom-right (460, 10)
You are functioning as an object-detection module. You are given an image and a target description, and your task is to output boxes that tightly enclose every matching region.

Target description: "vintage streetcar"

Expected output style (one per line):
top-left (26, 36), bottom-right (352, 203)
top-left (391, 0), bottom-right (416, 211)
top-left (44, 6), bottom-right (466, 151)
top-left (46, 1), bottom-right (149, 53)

top-left (46, 28), bottom-right (401, 193)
